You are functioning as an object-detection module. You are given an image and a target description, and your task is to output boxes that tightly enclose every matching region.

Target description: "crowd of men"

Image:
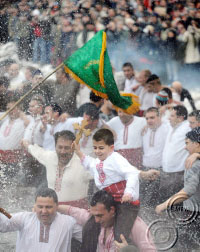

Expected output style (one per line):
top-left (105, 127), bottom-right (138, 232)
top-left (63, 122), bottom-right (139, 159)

top-left (0, 0), bottom-right (199, 83)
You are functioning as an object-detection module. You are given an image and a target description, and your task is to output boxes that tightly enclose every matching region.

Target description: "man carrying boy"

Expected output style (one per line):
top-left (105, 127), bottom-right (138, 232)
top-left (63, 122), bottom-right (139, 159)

top-left (74, 128), bottom-right (159, 243)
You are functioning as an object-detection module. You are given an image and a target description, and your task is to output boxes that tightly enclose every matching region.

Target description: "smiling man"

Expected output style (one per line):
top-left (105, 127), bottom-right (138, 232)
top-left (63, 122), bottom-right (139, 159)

top-left (0, 187), bottom-right (82, 252)
top-left (22, 130), bottom-right (90, 208)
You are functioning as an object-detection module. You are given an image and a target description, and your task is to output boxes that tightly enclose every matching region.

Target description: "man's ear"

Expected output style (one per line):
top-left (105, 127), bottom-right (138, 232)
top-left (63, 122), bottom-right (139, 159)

top-left (111, 145), bottom-right (114, 151)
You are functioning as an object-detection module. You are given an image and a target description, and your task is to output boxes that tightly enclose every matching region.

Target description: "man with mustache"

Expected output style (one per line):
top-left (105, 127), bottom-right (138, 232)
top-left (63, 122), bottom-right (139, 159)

top-left (22, 130), bottom-right (90, 209)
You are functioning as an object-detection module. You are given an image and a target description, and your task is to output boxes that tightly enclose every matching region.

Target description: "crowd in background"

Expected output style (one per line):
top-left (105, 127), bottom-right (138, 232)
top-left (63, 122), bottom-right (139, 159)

top-left (0, 0), bottom-right (199, 85)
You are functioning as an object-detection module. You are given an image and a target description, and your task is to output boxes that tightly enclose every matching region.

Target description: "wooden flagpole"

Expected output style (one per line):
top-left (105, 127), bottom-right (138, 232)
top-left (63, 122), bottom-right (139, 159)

top-left (0, 207), bottom-right (12, 219)
top-left (0, 63), bottom-right (64, 121)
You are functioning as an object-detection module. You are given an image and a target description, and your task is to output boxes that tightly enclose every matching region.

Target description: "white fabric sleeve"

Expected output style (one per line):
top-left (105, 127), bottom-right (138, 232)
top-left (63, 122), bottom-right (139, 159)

top-left (115, 154), bottom-right (140, 200)
top-left (28, 144), bottom-right (53, 166)
top-left (81, 155), bottom-right (96, 176)
top-left (72, 222), bottom-right (83, 242)
top-left (0, 212), bottom-right (25, 233)
top-left (23, 121), bottom-right (34, 141)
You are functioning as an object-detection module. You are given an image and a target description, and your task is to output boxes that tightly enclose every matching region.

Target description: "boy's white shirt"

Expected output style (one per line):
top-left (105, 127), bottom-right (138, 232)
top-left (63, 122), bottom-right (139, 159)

top-left (81, 151), bottom-right (140, 200)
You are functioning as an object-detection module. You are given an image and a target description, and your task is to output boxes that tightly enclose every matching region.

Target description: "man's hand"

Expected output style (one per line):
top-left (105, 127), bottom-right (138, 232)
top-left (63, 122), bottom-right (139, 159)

top-left (140, 169), bottom-right (160, 181)
top-left (21, 139), bottom-right (31, 149)
top-left (114, 234), bottom-right (128, 251)
top-left (185, 153), bottom-right (200, 169)
top-left (121, 193), bottom-right (132, 203)
top-left (72, 141), bottom-right (84, 160)
top-left (155, 202), bottom-right (167, 214)
top-left (59, 113), bottom-right (70, 122)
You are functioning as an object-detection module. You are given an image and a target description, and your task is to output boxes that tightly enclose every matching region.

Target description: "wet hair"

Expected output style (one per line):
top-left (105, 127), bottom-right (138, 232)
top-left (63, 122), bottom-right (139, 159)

top-left (54, 130), bottom-right (75, 145)
top-left (84, 103), bottom-right (99, 120)
top-left (31, 95), bottom-right (45, 107)
top-left (35, 187), bottom-right (58, 204)
top-left (90, 190), bottom-right (116, 211)
top-left (0, 76), bottom-right (9, 88)
top-left (93, 128), bottom-right (114, 145)
top-left (145, 107), bottom-right (160, 116)
top-left (122, 62), bottom-right (133, 69)
top-left (26, 66), bottom-right (37, 76)
top-left (49, 103), bottom-right (63, 116)
top-left (189, 110), bottom-right (200, 122)
top-left (173, 105), bottom-right (188, 120)
top-left (186, 127), bottom-right (200, 143)
top-left (89, 91), bottom-right (103, 103)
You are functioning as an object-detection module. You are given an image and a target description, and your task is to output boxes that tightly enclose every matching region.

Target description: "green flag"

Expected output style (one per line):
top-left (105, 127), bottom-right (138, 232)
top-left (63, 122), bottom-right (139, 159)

top-left (63, 30), bottom-right (140, 114)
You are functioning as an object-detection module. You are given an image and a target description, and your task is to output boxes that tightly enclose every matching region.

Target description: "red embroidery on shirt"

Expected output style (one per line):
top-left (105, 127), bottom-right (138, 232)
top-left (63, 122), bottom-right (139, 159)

top-left (39, 223), bottom-right (51, 243)
top-left (96, 161), bottom-right (106, 184)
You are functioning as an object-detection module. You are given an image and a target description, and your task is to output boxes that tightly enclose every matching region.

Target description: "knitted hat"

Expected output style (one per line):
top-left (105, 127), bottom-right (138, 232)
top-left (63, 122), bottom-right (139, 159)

top-left (156, 90), bottom-right (169, 102)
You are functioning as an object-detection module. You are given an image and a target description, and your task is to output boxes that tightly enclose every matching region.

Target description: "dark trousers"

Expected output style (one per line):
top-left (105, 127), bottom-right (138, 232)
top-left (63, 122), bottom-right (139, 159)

top-left (140, 166), bottom-right (161, 207)
top-left (159, 171), bottom-right (184, 202)
top-left (114, 202), bottom-right (140, 243)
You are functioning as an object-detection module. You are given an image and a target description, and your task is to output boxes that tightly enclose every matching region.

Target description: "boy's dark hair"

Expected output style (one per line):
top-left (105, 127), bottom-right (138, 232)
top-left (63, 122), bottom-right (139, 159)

top-left (35, 187), bottom-right (58, 204)
top-left (189, 110), bottom-right (200, 122)
top-left (93, 128), bottom-right (114, 145)
top-left (173, 105), bottom-right (188, 120)
top-left (122, 62), bottom-right (133, 69)
top-left (54, 130), bottom-right (75, 145)
top-left (90, 190), bottom-right (116, 211)
top-left (84, 103), bottom-right (99, 120)
top-left (145, 107), bottom-right (160, 116)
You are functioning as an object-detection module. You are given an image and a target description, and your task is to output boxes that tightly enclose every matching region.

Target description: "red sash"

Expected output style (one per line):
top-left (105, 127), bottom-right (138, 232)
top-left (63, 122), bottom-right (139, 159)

top-left (104, 180), bottom-right (140, 206)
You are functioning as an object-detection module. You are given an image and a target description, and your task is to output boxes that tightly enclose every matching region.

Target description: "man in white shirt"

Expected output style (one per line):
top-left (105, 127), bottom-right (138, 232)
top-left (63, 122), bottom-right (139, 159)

top-left (141, 107), bottom-right (170, 206)
top-left (23, 95), bottom-right (45, 146)
top-left (0, 187), bottom-right (82, 252)
top-left (161, 105), bottom-right (191, 201)
top-left (22, 130), bottom-right (90, 209)
top-left (23, 95), bottom-right (47, 186)
top-left (0, 97), bottom-right (26, 178)
top-left (107, 109), bottom-right (146, 169)
top-left (42, 103), bottom-right (68, 151)
top-left (123, 62), bottom-right (139, 95)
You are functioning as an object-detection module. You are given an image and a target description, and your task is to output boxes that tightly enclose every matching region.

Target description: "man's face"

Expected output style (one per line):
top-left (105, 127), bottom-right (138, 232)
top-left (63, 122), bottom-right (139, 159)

top-left (123, 66), bottom-right (134, 80)
top-left (83, 114), bottom-right (98, 130)
top-left (137, 72), bottom-right (148, 85)
top-left (185, 138), bottom-right (199, 155)
top-left (93, 140), bottom-right (114, 161)
top-left (118, 109), bottom-right (133, 125)
top-left (169, 110), bottom-right (182, 127)
top-left (35, 197), bottom-right (57, 225)
top-left (146, 80), bottom-right (159, 93)
top-left (55, 137), bottom-right (74, 165)
top-left (44, 106), bottom-right (53, 123)
top-left (188, 116), bottom-right (200, 129)
top-left (145, 111), bottom-right (161, 129)
top-left (7, 102), bottom-right (20, 120)
top-left (32, 74), bottom-right (43, 87)
top-left (29, 100), bottom-right (42, 117)
top-left (8, 63), bottom-right (19, 79)
top-left (90, 203), bottom-right (115, 228)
